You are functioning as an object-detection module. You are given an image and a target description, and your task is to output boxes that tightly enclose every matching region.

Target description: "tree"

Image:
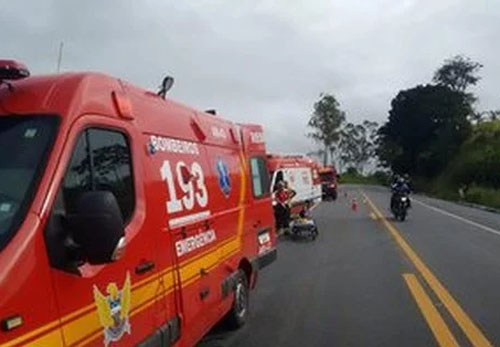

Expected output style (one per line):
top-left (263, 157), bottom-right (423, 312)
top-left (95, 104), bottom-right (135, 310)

top-left (308, 93), bottom-right (346, 165)
top-left (306, 149), bottom-right (326, 163)
top-left (360, 120), bottom-right (379, 172)
top-left (433, 55), bottom-right (482, 124)
top-left (339, 120), bottom-right (378, 174)
top-left (467, 109), bottom-right (500, 124)
top-left (338, 122), bottom-right (357, 171)
top-left (487, 110), bottom-right (500, 121)
top-left (433, 55), bottom-right (483, 93)
top-left (345, 167), bottom-right (359, 176)
top-left (377, 84), bottom-right (472, 177)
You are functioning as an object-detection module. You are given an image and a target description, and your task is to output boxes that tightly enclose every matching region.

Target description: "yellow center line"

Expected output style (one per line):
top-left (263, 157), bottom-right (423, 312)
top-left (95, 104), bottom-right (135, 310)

top-left (403, 273), bottom-right (459, 347)
top-left (362, 191), bottom-right (492, 347)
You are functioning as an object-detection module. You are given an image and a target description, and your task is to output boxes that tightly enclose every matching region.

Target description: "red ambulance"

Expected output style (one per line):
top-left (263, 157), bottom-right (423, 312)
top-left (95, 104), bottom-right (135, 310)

top-left (0, 60), bottom-right (276, 347)
top-left (267, 154), bottom-right (322, 213)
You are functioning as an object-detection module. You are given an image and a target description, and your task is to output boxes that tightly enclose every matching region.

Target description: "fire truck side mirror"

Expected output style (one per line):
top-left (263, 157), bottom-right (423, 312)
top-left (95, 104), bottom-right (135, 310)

top-left (67, 191), bottom-right (125, 265)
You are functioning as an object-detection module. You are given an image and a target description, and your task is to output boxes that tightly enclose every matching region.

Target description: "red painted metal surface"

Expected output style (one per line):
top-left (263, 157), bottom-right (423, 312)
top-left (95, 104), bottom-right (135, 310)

top-left (0, 65), bottom-right (275, 346)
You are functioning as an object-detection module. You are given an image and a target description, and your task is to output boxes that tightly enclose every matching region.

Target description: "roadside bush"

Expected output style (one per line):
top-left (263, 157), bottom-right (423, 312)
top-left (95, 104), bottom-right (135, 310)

top-left (447, 121), bottom-right (500, 189)
top-left (339, 170), bottom-right (390, 186)
top-left (416, 120), bottom-right (500, 209)
top-left (339, 173), bottom-right (371, 184)
top-left (464, 185), bottom-right (500, 210)
top-left (372, 170), bottom-right (390, 186)
top-left (345, 167), bottom-right (359, 176)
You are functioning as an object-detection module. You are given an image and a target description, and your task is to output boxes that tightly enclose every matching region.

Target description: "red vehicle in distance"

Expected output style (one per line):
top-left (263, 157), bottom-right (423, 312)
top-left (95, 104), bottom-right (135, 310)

top-left (319, 166), bottom-right (339, 200)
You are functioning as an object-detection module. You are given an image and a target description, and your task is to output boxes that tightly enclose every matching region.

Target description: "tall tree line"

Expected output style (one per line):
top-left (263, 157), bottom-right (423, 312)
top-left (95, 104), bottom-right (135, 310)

top-left (307, 55), bottom-right (494, 182)
top-left (307, 94), bottom-right (378, 173)
top-left (377, 55), bottom-right (483, 178)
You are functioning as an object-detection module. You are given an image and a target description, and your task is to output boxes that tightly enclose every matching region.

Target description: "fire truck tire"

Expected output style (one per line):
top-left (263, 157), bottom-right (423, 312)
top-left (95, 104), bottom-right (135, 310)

top-left (226, 270), bottom-right (249, 329)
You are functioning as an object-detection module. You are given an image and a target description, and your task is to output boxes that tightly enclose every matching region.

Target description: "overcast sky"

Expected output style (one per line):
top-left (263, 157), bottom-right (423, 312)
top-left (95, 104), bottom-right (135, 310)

top-left (2, 0), bottom-right (499, 154)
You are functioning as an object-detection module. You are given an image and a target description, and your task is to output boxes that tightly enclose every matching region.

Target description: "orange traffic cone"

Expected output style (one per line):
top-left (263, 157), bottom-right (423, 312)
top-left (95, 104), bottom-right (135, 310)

top-left (351, 198), bottom-right (358, 212)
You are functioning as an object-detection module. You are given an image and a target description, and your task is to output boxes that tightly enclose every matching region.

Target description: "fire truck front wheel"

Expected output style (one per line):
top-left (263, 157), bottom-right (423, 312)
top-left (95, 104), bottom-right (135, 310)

top-left (226, 269), bottom-right (249, 329)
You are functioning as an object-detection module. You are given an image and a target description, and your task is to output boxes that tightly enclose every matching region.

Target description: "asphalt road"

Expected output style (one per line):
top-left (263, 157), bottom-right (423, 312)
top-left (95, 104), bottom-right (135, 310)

top-left (199, 185), bottom-right (500, 347)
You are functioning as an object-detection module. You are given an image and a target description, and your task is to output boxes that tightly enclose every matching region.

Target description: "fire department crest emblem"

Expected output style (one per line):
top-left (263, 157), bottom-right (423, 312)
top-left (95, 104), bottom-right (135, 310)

top-left (216, 158), bottom-right (231, 197)
top-left (93, 272), bottom-right (132, 346)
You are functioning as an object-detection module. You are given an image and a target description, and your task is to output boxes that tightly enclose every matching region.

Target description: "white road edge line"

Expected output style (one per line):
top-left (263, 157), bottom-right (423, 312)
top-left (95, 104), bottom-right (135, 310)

top-left (413, 198), bottom-right (500, 237)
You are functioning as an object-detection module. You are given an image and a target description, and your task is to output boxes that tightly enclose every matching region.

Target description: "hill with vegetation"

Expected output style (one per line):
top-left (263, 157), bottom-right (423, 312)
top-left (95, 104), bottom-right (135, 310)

top-left (428, 120), bottom-right (500, 208)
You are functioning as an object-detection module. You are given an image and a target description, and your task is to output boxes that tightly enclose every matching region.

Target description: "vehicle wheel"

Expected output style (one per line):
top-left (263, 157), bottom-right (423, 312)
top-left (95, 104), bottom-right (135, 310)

top-left (331, 191), bottom-right (338, 201)
top-left (312, 229), bottom-right (318, 240)
top-left (225, 270), bottom-right (249, 329)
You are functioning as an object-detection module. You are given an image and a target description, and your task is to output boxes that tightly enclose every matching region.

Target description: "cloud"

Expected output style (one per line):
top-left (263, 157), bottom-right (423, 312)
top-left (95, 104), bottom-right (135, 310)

top-left (2, 0), bottom-right (499, 154)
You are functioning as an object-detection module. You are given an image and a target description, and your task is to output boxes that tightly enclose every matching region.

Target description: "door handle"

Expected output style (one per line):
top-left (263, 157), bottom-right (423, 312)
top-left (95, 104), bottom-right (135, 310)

top-left (135, 261), bottom-right (155, 275)
top-left (200, 288), bottom-right (210, 300)
top-left (180, 227), bottom-right (187, 239)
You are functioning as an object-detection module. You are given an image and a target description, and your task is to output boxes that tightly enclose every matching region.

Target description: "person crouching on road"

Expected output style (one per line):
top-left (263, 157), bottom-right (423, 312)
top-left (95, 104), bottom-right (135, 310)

top-left (299, 200), bottom-right (313, 220)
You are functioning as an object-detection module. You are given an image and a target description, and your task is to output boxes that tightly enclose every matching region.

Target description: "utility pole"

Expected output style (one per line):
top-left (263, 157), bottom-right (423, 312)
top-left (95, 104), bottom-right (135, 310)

top-left (56, 42), bottom-right (64, 73)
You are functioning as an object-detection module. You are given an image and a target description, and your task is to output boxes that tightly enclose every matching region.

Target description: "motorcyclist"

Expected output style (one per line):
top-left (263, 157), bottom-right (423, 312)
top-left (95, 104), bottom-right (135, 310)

top-left (391, 176), bottom-right (411, 210)
top-left (403, 173), bottom-right (413, 192)
top-left (391, 174), bottom-right (401, 187)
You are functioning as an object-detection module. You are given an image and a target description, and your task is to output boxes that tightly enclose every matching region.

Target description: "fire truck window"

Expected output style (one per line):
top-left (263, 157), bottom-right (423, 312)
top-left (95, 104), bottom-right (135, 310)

top-left (250, 157), bottom-right (270, 198)
top-left (88, 129), bottom-right (134, 221)
top-left (61, 128), bottom-right (134, 222)
top-left (62, 135), bottom-right (91, 214)
top-left (0, 116), bottom-right (59, 252)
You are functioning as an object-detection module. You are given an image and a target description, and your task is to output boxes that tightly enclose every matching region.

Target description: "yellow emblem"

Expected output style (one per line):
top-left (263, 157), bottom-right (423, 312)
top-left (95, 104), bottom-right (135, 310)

top-left (93, 272), bottom-right (132, 346)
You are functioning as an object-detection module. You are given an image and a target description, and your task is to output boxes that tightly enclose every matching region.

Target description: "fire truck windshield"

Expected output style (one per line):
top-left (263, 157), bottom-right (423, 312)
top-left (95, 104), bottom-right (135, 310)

top-left (0, 115), bottom-right (58, 251)
top-left (320, 172), bottom-right (335, 182)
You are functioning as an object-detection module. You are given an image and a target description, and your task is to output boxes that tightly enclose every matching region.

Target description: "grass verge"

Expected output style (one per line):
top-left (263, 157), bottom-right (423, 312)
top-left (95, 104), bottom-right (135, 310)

top-left (339, 173), bottom-right (387, 185)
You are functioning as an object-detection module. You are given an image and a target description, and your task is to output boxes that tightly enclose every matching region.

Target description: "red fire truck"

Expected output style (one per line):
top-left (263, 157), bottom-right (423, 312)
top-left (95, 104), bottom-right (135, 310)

top-left (267, 154), bottom-right (322, 212)
top-left (0, 60), bottom-right (276, 346)
top-left (319, 166), bottom-right (339, 200)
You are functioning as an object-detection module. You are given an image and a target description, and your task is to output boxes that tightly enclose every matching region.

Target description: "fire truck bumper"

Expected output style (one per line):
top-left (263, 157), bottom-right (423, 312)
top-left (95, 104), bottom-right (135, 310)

top-left (255, 248), bottom-right (277, 270)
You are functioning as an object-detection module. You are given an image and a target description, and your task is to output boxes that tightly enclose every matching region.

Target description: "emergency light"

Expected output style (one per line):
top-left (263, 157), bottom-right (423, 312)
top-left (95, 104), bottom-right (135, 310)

top-left (0, 60), bottom-right (30, 81)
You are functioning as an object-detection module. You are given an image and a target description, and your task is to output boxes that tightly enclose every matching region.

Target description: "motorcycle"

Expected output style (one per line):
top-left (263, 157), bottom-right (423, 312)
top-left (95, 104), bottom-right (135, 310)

top-left (391, 193), bottom-right (409, 221)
